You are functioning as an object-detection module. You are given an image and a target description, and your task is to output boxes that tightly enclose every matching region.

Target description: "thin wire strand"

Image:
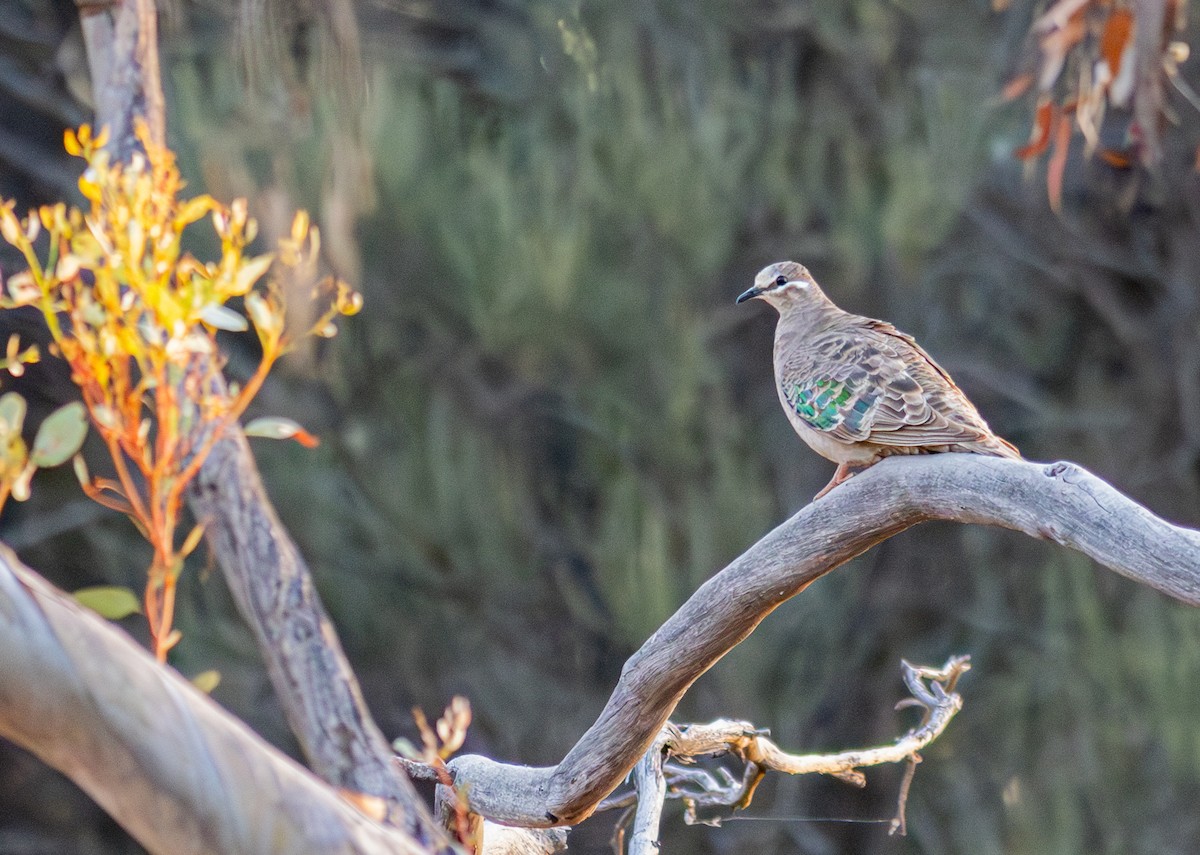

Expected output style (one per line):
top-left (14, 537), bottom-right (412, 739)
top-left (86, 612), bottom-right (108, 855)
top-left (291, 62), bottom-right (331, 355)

top-left (716, 815), bottom-right (892, 824)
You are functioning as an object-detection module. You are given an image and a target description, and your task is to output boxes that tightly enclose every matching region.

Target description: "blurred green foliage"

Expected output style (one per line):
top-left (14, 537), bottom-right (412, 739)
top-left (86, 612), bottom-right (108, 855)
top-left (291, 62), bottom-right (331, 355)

top-left (3, 0), bottom-right (1200, 853)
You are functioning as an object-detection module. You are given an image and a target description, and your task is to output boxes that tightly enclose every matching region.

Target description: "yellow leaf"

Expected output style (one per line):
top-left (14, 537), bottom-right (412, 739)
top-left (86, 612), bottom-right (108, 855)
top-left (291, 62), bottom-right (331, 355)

top-left (128, 219), bottom-right (145, 264)
top-left (230, 254), bottom-right (275, 297)
top-left (174, 195), bottom-right (216, 230)
top-left (77, 173), bottom-right (101, 203)
top-left (190, 670), bottom-right (221, 694)
top-left (244, 292), bottom-right (278, 340)
top-left (335, 283), bottom-right (364, 316)
top-left (10, 461), bottom-right (34, 502)
top-left (63, 128), bottom-right (82, 156)
top-left (179, 522), bottom-right (206, 558)
top-left (0, 207), bottom-right (21, 245)
top-left (72, 453), bottom-right (89, 488)
top-left (338, 789), bottom-right (387, 822)
top-left (290, 210), bottom-right (310, 244)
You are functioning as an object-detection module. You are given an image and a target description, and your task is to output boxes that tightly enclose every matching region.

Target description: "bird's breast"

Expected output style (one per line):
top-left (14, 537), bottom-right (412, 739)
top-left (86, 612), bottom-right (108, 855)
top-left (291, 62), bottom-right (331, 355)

top-left (773, 380), bottom-right (880, 465)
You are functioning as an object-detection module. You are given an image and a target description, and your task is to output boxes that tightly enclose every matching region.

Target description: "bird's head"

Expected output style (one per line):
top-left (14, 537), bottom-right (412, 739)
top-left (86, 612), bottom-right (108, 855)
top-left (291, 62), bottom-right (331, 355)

top-left (736, 261), bottom-right (829, 313)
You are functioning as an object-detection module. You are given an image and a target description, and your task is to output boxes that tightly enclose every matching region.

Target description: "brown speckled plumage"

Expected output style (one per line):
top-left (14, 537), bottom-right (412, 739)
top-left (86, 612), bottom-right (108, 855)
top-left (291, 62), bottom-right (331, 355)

top-left (738, 261), bottom-right (1019, 498)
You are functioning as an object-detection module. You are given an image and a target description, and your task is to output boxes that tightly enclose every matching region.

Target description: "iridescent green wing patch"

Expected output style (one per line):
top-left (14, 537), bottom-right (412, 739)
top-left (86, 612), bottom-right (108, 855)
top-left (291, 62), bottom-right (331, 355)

top-left (788, 377), bottom-right (875, 434)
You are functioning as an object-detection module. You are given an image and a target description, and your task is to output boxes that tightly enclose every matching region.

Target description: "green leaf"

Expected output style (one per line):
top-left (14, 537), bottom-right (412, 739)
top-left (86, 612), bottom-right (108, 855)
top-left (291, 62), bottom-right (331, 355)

top-left (198, 303), bottom-right (249, 332)
top-left (0, 391), bottom-right (26, 436)
top-left (244, 417), bottom-right (303, 441)
top-left (31, 402), bottom-right (88, 467)
top-left (74, 585), bottom-right (141, 620)
top-left (190, 670), bottom-right (221, 694)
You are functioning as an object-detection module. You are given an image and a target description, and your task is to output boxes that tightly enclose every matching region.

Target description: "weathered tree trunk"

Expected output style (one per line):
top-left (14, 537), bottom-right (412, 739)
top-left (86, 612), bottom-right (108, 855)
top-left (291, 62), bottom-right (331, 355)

top-left (188, 432), bottom-right (438, 834)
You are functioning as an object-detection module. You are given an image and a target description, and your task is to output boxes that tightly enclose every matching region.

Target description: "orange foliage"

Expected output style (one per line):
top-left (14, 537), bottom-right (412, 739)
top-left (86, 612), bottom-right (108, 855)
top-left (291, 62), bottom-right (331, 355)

top-left (0, 125), bottom-right (360, 661)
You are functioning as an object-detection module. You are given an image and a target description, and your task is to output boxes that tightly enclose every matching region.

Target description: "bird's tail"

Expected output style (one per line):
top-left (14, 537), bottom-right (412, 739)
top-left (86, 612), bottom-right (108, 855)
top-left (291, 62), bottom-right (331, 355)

top-left (972, 433), bottom-right (1021, 460)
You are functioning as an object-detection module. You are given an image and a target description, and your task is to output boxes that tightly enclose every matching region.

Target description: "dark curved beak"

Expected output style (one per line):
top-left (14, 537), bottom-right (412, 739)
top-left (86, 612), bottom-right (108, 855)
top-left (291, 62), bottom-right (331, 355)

top-left (736, 286), bottom-right (762, 304)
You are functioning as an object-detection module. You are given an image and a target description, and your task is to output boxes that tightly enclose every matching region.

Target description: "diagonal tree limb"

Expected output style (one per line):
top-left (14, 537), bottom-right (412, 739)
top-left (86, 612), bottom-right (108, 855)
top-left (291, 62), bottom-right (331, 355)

top-left (443, 454), bottom-right (1200, 828)
top-left (186, 432), bottom-right (447, 845)
top-left (0, 543), bottom-right (426, 855)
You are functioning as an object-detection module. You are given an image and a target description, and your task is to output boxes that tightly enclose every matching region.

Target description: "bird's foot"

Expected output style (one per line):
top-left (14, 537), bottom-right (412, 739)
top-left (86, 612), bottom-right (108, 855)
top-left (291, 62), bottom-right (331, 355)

top-left (814, 463), bottom-right (856, 500)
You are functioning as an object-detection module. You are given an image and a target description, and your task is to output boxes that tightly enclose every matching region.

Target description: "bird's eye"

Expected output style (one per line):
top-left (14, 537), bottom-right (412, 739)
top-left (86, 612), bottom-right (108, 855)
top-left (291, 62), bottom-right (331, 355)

top-left (774, 275), bottom-right (789, 287)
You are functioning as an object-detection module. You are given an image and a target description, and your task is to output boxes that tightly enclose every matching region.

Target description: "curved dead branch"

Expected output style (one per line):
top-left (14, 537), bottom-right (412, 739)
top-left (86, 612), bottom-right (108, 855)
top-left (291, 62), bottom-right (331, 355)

top-left (609, 656), bottom-right (971, 853)
top-left (0, 544), bottom-right (425, 855)
top-left (444, 454), bottom-right (1200, 828)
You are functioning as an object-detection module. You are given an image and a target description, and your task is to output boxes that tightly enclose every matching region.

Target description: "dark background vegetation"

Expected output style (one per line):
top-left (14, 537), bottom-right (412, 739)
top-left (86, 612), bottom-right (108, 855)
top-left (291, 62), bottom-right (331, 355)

top-left (3, 1), bottom-right (1200, 853)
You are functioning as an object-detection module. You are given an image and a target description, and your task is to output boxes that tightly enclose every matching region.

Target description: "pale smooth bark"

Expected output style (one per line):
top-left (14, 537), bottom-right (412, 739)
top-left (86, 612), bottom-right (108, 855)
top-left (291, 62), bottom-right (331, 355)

top-left (0, 544), bottom-right (425, 855)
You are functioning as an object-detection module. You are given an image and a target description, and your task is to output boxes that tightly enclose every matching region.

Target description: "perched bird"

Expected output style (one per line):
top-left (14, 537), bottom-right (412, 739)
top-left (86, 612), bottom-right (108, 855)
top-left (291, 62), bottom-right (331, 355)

top-left (738, 261), bottom-right (1020, 499)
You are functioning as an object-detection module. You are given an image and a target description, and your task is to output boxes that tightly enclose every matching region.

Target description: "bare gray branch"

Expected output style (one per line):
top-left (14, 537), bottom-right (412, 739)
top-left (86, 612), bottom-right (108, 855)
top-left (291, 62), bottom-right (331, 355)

top-left (445, 455), bottom-right (1200, 828)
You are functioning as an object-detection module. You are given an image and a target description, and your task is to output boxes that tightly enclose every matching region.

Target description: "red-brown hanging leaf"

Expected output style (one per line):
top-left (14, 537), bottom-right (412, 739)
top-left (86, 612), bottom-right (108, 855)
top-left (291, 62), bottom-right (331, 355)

top-left (1037, 6), bottom-right (1087, 91)
top-left (1047, 113), bottom-right (1073, 213)
top-left (1002, 73), bottom-right (1035, 102)
top-left (1017, 100), bottom-right (1056, 159)
top-left (1099, 9), bottom-right (1135, 77)
top-left (291, 427), bottom-right (321, 448)
top-left (1099, 148), bottom-right (1133, 168)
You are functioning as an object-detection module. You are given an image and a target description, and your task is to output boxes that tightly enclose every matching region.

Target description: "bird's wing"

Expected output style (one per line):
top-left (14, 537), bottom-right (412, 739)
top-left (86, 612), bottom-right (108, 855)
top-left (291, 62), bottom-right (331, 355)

top-left (780, 321), bottom-right (995, 448)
